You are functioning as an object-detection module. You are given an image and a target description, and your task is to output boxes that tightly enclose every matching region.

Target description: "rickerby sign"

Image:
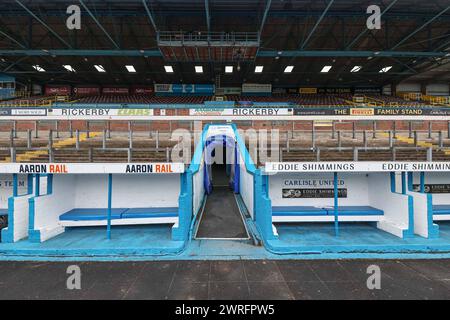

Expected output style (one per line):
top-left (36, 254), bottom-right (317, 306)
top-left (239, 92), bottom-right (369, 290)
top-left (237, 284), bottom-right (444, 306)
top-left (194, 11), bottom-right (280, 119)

top-left (265, 162), bottom-right (450, 173)
top-left (190, 108), bottom-right (293, 116)
top-left (49, 108), bottom-right (154, 117)
top-left (0, 163), bottom-right (185, 174)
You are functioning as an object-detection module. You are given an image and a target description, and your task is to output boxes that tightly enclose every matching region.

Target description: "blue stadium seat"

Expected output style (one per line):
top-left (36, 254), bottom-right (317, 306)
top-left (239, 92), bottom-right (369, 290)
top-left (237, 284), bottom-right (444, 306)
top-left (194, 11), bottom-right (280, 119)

top-left (272, 206), bottom-right (328, 216)
top-left (0, 209), bottom-right (8, 216)
top-left (326, 206), bottom-right (384, 216)
top-left (432, 205), bottom-right (450, 215)
top-left (121, 207), bottom-right (178, 219)
top-left (59, 208), bottom-right (128, 221)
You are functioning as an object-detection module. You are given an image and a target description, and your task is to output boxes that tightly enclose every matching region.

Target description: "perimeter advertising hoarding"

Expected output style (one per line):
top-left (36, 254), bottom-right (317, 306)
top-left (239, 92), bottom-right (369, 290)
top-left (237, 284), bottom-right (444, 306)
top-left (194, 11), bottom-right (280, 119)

top-left (265, 162), bottom-right (450, 173)
top-left (154, 84), bottom-right (215, 95)
top-left (189, 108), bottom-right (293, 116)
top-left (0, 163), bottom-right (185, 174)
top-left (0, 108), bottom-right (48, 116)
top-left (293, 107), bottom-right (450, 116)
top-left (49, 108), bottom-right (154, 117)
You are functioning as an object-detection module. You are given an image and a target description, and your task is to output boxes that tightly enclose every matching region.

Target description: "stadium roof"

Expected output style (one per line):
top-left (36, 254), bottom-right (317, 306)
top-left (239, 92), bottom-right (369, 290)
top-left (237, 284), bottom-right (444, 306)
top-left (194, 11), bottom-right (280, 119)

top-left (0, 0), bottom-right (449, 87)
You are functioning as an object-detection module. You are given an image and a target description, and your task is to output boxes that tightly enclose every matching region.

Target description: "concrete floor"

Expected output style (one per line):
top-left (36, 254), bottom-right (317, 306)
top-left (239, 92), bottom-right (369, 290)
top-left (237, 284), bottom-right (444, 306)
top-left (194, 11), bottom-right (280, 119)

top-left (0, 259), bottom-right (448, 299)
top-left (196, 187), bottom-right (248, 239)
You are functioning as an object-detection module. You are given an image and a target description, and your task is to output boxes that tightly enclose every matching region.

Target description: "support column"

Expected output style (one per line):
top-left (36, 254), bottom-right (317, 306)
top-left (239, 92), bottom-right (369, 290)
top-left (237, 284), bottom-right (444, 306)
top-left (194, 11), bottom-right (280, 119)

top-left (419, 172), bottom-right (425, 193)
top-left (401, 172), bottom-right (406, 194)
top-left (333, 172), bottom-right (339, 237)
top-left (12, 174), bottom-right (18, 197)
top-left (107, 174), bottom-right (112, 240)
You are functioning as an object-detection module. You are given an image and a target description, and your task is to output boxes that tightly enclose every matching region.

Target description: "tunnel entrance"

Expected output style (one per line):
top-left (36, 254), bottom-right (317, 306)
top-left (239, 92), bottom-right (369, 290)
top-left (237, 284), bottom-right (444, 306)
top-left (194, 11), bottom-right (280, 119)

top-left (195, 135), bottom-right (248, 240)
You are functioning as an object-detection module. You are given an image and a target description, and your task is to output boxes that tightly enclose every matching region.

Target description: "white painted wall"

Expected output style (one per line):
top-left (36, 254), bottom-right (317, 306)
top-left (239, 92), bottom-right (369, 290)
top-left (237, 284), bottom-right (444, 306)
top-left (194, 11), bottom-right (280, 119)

top-left (33, 175), bottom-right (75, 241)
top-left (31, 173), bottom-right (181, 241)
top-left (412, 172), bottom-right (450, 205)
top-left (0, 174), bottom-right (28, 209)
top-left (396, 82), bottom-right (421, 93)
top-left (193, 158), bottom-right (205, 215)
top-left (426, 83), bottom-right (449, 96)
top-left (368, 173), bottom-right (411, 238)
top-left (70, 174), bottom-right (180, 208)
top-left (206, 125), bottom-right (235, 139)
top-left (407, 190), bottom-right (430, 238)
top-left (268, 172), bottom-right (411, 238)
top-left (110, 174), bottom-right (180, 208)
top-left (269, 173), bottom-right (368, 207)
top-left (239, 151), bottom-right (254, 218)
top-left (4, 194), bottom-right (34, 242)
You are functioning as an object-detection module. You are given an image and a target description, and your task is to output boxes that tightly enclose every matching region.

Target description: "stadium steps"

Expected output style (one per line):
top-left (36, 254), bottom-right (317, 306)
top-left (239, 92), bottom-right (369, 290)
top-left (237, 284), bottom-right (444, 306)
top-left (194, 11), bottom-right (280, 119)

top-left (1, 132), bottom-right (102, 163)
top-left (379, 132), bottom-right (450, 156)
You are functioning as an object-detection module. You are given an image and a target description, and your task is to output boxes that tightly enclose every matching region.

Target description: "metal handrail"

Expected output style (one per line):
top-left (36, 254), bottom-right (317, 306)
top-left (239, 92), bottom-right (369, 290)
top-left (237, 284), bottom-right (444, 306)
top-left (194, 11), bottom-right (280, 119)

top-left (0, 146), bottom-right (174, 163)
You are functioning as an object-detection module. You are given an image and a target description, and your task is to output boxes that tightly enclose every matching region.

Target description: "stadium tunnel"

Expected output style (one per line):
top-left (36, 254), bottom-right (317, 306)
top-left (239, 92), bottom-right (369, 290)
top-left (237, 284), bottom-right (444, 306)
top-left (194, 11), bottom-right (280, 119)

top-left (192, 124), bottom-right (253, 240)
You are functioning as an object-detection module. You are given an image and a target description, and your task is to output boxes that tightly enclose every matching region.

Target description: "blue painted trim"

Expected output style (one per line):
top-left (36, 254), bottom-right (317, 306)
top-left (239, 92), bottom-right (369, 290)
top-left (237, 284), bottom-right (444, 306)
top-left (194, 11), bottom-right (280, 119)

top-left (172, 171), bottom-right (193, 242)
top-left (427, 193), bottom-right (440, 239)
top-left (403, 194), bottom-right (415, 239)
top-left (27, 197), bottom-right (42, 243)
top-left (172, 124), bottom-right (210, 243)
top-left (254, 170), bottom-right (277, 241)
top-left (390, 172), bottom-right (395, 193)
top-left (107, 174), bottom-right (112, 240)
top-left (188, 124), bottom-right (209, 174)
top-left (333, 172), bottom-right (339, 237)
top-left (231, 124), bottom-right (257, 174)
top-left (27, 174), bottom-right (33, 195)
top-left (47, 174), bottom-right (53, 195)
top-left (35, 174), bottom-right (40, 197)
top-left (12, 174), bottom-right (17, 197)
top-left (420, 172), bottom-right (425, 193)
top-left (401, 172), bottom-right (406, 195)
top-left (407, 172), bottom-right (413, 191)
top-left (1, 197), bottom-right (15, 243)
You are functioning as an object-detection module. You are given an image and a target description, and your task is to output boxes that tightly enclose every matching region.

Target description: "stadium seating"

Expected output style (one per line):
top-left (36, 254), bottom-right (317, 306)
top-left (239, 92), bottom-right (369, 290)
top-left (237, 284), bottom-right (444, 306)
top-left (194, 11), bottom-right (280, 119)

top-left (433, 205), bottom-right (450, 215)
top-left (0, 92), bottom-right (440, 107)
top-left (272, 205), bottom-right (384, 217)
top-left (59, 207), bottom-right (178, 223)
top-left (76, 95), bottom-right (211, 104)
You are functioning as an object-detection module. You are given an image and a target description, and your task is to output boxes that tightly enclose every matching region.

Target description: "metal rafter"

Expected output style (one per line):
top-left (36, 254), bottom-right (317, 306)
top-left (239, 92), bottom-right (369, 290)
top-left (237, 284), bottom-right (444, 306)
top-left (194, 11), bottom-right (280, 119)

top-left (391, 5), bottom-right (450, 50)
top-left (142, 0), bottom-right (158, 32)
top-left (1, 56), bottom-right (28, 72)
top-left (14, 0), bottom-right (72, 48)
top-left (205, 0), bottom-right (211, 33)
top-left (0, 49), bottom-right (445, 58)
top-left (258, 0), bottom-right (272, 38)
top-left (0, 30), bottom-right (26, 49)
top-left (346, 0), bottom-right (399, 50)
top-left (300, 0), bottom-right (334, 50)
top-left (78, 0), bottom-right (120, 49)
